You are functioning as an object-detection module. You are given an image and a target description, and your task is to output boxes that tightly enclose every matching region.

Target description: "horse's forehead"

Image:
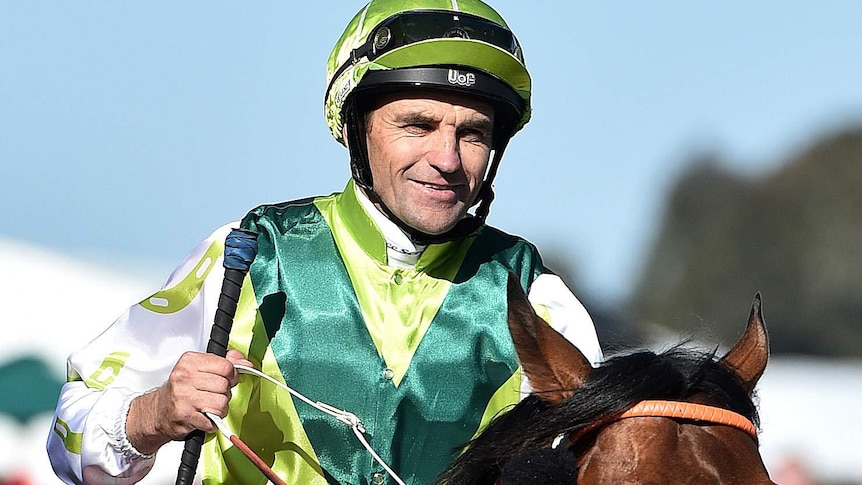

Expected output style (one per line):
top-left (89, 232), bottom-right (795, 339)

top-left (578, 418), bottom-right (771, 484)
top-left (589, 418), bottom-right (680, 455)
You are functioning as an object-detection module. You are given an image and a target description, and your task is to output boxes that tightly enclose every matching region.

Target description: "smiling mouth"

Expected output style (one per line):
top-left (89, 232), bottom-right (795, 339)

top-left (420, 182), bottom-right (458, 190)
top-left (413, 177), bottom-right (466, 190)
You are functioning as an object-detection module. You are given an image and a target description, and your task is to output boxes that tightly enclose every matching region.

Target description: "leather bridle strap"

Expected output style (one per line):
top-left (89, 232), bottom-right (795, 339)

top-left (620, 400), bottom-right (758, 442)
top-left (568, 400), bottom-right (758, 446)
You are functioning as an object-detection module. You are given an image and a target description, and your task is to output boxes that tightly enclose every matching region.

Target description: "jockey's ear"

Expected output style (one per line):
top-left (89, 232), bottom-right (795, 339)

top-left (506, 273), bottom-right (591, 405)
top-left (721, 292), bottom-right (769, 395)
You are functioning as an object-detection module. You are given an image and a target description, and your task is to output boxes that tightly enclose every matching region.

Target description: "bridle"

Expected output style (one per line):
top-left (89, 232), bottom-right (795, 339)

top-left (564, 400), bottom-right (758, 448)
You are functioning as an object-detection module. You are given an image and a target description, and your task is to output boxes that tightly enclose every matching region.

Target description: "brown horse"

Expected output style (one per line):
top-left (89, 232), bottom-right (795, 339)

top-left (438, 274), bottom-right (775, 484)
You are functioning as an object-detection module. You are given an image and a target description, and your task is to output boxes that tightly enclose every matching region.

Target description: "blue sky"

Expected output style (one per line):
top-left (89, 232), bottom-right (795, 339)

top-left (2, 1), bottom-right (861, 304)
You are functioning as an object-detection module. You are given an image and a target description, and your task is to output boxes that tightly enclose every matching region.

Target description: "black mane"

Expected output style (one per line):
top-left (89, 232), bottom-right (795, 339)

top-left (436, 346), bottom-right (759, 485)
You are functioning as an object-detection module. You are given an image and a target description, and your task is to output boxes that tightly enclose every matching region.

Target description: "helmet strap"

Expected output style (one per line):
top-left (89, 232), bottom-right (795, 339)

top-left (344, 97), bottom-right (374, 190)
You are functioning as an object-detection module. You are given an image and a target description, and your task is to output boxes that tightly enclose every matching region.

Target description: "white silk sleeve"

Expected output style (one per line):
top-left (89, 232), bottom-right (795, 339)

top-left (46, 223), bottom-right (236, 484)
top-left (524, 272), bottom-right (603, 395)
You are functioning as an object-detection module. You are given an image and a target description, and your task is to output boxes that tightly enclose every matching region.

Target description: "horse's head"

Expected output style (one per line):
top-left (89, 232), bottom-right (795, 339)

top-left (438, 274), bottom-right (775, 485)
top-left (505, 274), bottom-right (774, 484)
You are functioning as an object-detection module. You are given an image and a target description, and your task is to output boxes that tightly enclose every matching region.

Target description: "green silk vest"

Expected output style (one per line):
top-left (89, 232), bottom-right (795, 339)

top-left (202, 182), bottom-right (548, 485)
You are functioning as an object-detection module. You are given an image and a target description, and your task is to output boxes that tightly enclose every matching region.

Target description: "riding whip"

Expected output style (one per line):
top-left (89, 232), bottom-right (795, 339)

top-left (175, 228), bottom-right (258, 485)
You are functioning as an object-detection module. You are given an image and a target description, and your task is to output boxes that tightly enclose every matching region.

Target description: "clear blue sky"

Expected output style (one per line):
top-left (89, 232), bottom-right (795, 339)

top-left (2, 1), bottom-right (861, 304)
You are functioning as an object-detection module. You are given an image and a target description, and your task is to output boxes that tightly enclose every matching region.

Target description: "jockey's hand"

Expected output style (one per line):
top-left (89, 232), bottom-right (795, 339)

top-left (126, 350), bottom-right (253, 455)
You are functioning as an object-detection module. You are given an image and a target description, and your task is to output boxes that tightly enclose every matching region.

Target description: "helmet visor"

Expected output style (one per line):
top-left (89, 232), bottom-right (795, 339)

top-left (353, 10), bottom-right (523, 64)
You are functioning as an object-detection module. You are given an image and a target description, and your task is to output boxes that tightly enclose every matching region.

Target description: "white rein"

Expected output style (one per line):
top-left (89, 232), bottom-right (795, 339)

top-left (204, 364), bottom-right (407, 485)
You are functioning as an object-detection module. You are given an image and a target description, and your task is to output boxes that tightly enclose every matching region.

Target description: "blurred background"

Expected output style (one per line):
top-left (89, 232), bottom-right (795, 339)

top-left (2, 1), bottom-right (861, 483)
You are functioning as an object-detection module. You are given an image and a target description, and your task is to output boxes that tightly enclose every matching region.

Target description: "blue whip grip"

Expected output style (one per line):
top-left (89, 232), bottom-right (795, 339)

top-left (223, 229), bottom-right (258, 271)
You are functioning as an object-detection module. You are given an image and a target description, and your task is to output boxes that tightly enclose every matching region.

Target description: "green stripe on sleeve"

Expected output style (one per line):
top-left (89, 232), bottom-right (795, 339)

top-left (53, 418), bottom-right (83, 455)
top-left (140, 240), bottom-right (223, 314)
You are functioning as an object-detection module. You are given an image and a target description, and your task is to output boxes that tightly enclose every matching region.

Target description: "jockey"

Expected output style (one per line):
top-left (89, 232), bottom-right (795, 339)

top-left (47, 1), bottom-right (602, 483)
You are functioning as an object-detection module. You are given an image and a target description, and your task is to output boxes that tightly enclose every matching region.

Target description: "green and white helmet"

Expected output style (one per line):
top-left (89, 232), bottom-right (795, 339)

top-left (324, 0), bottom-right (532, 242)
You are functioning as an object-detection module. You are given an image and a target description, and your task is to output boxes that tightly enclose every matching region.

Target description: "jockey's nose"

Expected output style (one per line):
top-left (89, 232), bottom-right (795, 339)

top-left (426, 129), bottom-right (461, 173)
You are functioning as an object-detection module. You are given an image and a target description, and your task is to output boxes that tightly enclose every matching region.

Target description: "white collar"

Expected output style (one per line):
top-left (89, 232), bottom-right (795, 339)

top-left (353, 184), bottom-right (426, 268)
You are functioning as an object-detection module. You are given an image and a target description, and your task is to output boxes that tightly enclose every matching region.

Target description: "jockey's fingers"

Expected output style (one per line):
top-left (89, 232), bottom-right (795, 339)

top-left (162, 390), bottom-right (231, 438)
top-left (177, 409), bottom-right (218, 436)
top-left (199, 391), bottom-right (232, 418)
top-left (184, 372), bottom-right (234, 395)
top-left (173, 352), bottom-right (239, 380)
top-left (225, 349), bottom-right (252, 366)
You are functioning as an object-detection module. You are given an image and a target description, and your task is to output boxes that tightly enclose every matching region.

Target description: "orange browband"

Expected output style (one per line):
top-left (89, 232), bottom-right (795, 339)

top-left (567, 400), bottom-right (759, 447)
top-left (619, 400), bottom-right (758, 443)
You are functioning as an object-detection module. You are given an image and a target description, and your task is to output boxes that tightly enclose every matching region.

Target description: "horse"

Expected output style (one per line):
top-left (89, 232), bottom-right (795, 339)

top-left (437, 274), bottom-right (775, 484)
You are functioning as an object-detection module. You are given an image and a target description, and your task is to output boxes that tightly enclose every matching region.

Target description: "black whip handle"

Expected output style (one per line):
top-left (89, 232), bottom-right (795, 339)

top-left (176, 228), bottom-right (258, 485)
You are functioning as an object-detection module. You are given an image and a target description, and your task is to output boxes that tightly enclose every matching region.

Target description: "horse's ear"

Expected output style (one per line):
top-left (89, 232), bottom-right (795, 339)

top-left (720, 292), bottom-right (769, 395)
top-left (506, 273), bottom-right (591, 405)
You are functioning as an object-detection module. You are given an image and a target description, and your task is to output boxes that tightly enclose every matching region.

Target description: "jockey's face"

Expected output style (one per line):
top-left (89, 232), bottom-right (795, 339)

top-left (364, 91), bottom-right (494, 235)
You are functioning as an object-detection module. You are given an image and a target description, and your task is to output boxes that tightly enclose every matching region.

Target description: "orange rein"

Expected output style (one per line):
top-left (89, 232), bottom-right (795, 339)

top-left (568, 400), bottom-right (758, 446)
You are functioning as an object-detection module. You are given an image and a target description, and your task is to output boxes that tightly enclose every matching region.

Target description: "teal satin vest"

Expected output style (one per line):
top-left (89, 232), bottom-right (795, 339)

top-left (236, 184), bottom-right (548, 484)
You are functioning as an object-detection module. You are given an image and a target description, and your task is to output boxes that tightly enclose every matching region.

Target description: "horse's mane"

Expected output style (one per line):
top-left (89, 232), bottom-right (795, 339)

top-left (436, 345), bottom-right (760, 485)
